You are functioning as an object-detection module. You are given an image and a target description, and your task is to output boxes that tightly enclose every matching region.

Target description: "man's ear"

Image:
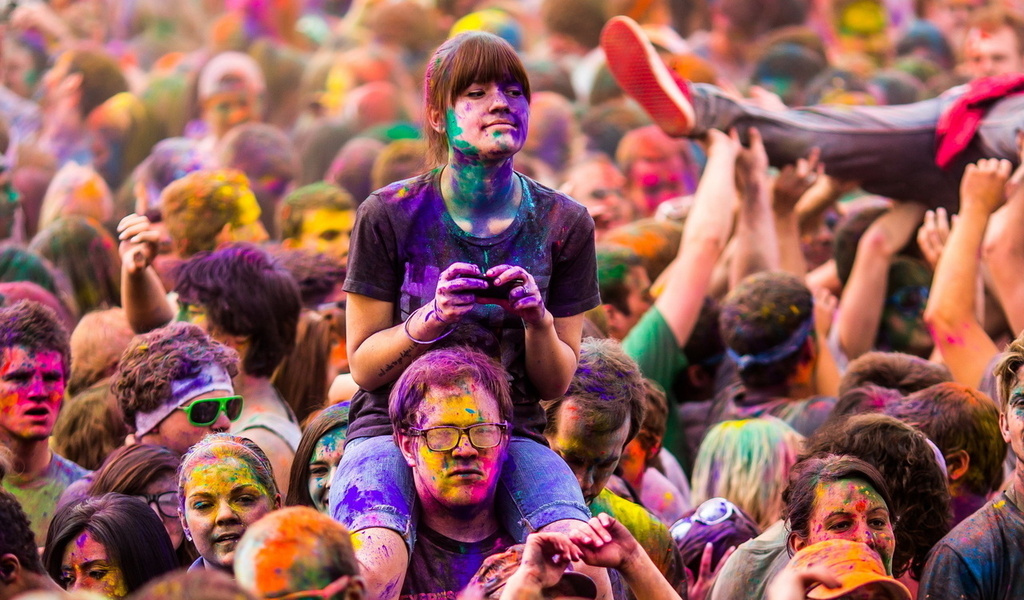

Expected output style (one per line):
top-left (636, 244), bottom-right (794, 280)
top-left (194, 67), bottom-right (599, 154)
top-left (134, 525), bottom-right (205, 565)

top-left (602, 304), bottom-right (627, 336)
top-left (397, 433), bottom-right (417, 467)
top-left (945, 449), bottom-right (971, 482)
top-left (344, 575), bottom-right (367, 600)
top-left (0, 554), bottom-right (19, 584)
top-left (1001, 411), bottom-right (1011, 444)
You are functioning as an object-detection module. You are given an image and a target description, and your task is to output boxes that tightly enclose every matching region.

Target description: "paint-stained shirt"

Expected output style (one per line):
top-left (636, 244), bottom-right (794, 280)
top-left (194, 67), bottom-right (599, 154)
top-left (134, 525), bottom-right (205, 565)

top-left (918, 489), bottom-right (1024, 600)
top-left (400, 524), bottom-right (517, 600)
top-left (343, 168), bottom-right (600, 442)
top-left (3, 452), bottom-right (90, 545)
top-left (590, 488), bottom-right (686, 594)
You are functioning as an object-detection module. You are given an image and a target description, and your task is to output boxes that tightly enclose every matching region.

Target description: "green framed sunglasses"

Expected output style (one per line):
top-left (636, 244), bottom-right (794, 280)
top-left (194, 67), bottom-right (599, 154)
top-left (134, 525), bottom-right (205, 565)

top-left (178, 396), bottom-right (244, 427)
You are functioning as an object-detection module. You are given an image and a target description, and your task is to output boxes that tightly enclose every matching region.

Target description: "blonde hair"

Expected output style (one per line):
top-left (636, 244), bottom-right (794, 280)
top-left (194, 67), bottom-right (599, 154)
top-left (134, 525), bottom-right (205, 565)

top-left (691, 417), bottom-right (804, 530)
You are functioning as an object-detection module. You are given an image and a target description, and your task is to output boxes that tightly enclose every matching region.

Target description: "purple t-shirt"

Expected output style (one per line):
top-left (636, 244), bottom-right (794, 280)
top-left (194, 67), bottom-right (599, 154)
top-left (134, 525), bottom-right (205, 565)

top-left (343, 168), bottom-right (600, 441)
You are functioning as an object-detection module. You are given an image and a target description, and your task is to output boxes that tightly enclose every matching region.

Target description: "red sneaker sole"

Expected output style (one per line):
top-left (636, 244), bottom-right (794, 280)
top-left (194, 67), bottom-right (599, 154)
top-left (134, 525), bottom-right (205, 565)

top-left (601, 16), bottom-right (695, 137)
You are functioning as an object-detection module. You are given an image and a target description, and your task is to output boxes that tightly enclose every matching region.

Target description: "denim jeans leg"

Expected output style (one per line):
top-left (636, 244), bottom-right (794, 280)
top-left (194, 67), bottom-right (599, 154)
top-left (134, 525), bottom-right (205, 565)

top-left (328, 435), bottom-right (417, 553)
top-left (496, 437), bottom-right (591, 542)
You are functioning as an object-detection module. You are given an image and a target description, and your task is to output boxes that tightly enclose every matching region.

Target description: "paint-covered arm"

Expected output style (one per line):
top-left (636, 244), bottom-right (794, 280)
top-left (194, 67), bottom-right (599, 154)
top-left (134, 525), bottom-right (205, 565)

top-left (926, 160), bottom-right (1008, 386)
top-left (835, 201), bottom-right (927, 361)
top-left (571, 514), bottom-right (682, 600)
top-left (655, 129), bottom-right (740, 348)
top-left (118, 214), bottom-right (174, 333)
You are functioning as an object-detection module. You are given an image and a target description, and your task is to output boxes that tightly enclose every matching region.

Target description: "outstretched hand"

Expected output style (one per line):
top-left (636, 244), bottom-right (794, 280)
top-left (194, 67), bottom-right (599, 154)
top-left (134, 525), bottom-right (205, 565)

top-left (917, 208), bottom-right (954, 269)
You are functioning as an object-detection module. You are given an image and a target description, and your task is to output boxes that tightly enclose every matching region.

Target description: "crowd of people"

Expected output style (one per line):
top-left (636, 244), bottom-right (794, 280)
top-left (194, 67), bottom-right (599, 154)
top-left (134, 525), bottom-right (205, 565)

top-left (2, 0), bottom-right (1024, 598)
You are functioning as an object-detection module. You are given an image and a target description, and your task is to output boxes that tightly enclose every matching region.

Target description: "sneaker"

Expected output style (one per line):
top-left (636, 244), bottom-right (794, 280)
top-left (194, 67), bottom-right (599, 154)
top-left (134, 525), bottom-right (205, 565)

top-left (600, 16), bottom-right (695, 137)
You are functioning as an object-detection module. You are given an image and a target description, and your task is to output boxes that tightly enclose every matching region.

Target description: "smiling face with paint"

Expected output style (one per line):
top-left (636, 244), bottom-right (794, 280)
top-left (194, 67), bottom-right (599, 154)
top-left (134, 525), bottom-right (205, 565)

top-left (794, 477), bottom-right (896, 574)
top-left (0, 347), bottom-right (65, 443)
top-left (182, 447), bottom-right (279, 569)
top-left (59, 531), bottom-right (129, 598)
top-left (434, 79), bottom-right (529, 164)
top-left (398, 378), bottom-right (509, 516)
top-left (308, 425), bottom-right (347, 514)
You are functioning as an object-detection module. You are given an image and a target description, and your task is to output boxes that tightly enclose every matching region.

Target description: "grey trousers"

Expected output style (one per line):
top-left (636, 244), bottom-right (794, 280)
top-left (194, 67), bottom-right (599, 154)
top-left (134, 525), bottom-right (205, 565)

top-left (690, 83), bottom-right (1024, 210)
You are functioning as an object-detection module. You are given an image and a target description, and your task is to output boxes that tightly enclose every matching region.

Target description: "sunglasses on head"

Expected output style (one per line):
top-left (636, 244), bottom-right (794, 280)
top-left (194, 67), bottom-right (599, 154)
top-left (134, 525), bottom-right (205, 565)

top-left (670, 497), bottom-right (738, 543)
top-left (178, 396), bottom-right (243, 427)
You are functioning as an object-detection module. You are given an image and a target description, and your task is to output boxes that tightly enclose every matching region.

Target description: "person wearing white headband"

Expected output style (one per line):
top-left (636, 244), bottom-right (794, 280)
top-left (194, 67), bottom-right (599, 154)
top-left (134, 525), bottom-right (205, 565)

top-left (113, 322), bottom-right (242, 455)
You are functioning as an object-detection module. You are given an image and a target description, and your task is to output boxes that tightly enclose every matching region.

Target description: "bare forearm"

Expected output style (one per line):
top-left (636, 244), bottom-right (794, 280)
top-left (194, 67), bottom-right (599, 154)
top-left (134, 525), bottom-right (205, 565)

top-left (730, 180), bottom-right (778, 288)
top-left (927, 205), bottom-right (999, 385)
top-left (348, 306), bottom-right (444, 390)
top-left (122, 268), bottom-right (174, 334)
top-left (927, 205), bottom-right (987, 330)
top-left (619, 549), bottom-right (683, 600)
top-left (775, 211), bottom-right (807, 277)
top-left (657, 147), bottom-right (736, 345)
top-left (837, 203), bottom-right (925, 359)
top-left (525, 313), bottom-right (579, 400)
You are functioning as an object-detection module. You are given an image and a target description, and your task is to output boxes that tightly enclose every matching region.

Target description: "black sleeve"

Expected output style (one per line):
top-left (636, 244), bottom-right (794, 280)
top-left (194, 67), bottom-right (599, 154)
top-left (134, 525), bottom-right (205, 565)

top-left (546, 204), bottom-right (600, 317)
top-left (342, 194), bottom-right (400, 302)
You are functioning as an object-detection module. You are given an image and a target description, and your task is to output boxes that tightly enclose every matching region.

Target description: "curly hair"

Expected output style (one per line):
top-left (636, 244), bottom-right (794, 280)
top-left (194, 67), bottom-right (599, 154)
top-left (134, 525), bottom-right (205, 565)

top-left (543, 337), bottom-right (647, 444)
top-left (0, 299), bottom-right (70, 378)
top-left (888, 383), bottom-right (1006, 497)
top-left (173, 243), bottom-right (300, 378)
top-left (0, 487), bottom-right (45, 574)
top-left (719, 272), bottom-right (814, 388)
top-left (112, 322), bottom-right (239, 432)
top-left (803, 413), bottom-right (952, 579)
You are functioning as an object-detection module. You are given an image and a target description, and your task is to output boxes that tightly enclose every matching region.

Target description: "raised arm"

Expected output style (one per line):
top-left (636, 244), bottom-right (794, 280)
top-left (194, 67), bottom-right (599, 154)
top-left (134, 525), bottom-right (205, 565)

top-left (655, 128), bottom-right (740, 347)
top-left (729, 128), bottom-right (779, 287)
top-left (926, 161), bottom-right (1008, 386)
top-left (983, 145), bottom-right (1024, 337)
top-left (835, 201), bottom-right (927, 360)
top-left (117, 214), bottom-right (175, 333)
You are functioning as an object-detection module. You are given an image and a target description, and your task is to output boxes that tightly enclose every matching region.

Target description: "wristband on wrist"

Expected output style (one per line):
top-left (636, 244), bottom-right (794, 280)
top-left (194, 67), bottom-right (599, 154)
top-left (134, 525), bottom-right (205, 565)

top-left (404, 315), bottom-right (453, 345)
